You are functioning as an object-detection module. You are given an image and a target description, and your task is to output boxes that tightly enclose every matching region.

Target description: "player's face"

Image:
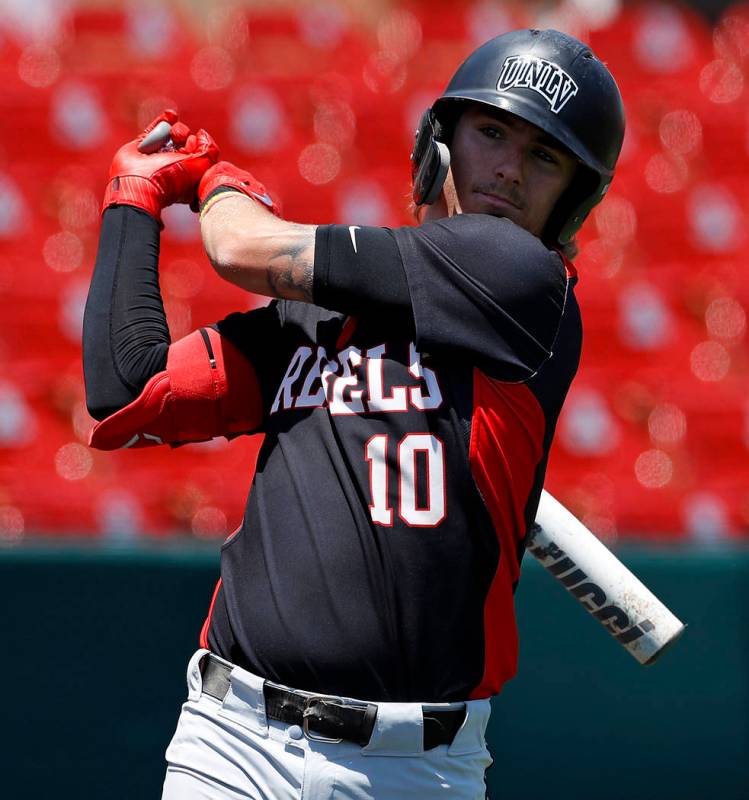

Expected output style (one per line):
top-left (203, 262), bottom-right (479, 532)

top-left (448, 106), bottom-right (578, 237)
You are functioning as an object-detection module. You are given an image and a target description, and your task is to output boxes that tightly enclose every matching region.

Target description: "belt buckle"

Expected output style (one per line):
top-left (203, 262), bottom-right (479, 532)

top-left (302, 696), bottom-right (344, 744)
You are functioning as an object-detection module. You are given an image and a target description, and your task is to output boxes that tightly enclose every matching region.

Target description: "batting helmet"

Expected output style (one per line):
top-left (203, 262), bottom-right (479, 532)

top-left (412, 29), bottom-right (626, 245)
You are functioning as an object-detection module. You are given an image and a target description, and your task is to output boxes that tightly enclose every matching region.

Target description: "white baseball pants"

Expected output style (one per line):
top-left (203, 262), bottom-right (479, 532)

top-left (161, 649), bottom-right (493, 799)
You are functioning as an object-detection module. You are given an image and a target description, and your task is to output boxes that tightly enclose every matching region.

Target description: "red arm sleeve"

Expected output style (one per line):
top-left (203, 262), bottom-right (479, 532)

top-left (88, 327), bottom-right (263, 450)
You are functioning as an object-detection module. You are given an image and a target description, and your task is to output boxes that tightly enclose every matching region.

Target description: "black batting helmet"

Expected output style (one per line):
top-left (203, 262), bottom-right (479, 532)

top-left (412, 29), bottom-right (626, 245)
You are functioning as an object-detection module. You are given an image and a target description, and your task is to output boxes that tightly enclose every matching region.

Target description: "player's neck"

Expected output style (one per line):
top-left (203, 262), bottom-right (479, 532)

top-left (420, 187), bottom-right (462, 224)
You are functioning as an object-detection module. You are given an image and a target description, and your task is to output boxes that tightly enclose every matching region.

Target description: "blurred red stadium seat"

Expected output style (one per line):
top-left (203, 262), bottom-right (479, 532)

top-left (0, 0), bottom-right (746, 542)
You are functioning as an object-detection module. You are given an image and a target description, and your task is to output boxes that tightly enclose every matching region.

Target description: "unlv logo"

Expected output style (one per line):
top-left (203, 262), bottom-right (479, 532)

top-left (497, 55), bottom-right (578, 113)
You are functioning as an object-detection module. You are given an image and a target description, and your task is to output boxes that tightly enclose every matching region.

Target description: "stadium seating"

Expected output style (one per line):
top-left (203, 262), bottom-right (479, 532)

top-left (0, 0), bottom-right (746, 541)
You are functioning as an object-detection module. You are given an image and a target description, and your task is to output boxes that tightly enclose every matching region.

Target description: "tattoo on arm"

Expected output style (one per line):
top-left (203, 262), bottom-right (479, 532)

top-left (267, 224), bottom-right (315, 303)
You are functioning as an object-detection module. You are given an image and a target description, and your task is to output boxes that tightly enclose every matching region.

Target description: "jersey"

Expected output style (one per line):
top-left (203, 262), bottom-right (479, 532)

top-left (89, 212), bottom-right (581, 703)
top-left (203, 214), bottom-right (581, 703)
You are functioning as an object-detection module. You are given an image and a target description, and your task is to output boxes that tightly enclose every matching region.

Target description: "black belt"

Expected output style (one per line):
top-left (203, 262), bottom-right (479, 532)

top-left (200, 654), bottom-right (465, 750)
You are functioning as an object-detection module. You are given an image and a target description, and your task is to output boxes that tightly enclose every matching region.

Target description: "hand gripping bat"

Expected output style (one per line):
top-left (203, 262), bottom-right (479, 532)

top-left (529, 491), bottom-right (685, 664)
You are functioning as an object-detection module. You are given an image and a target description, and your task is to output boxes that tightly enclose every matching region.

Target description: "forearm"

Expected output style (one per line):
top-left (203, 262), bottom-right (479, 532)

top-left (200, 192), bottom-right (316, 303)
top-left (83, 207), bottom-right (169, 420)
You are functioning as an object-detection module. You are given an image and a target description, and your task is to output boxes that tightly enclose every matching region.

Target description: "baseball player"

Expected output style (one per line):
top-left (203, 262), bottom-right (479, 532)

top-left (83, 29), bottom-right (624, 800)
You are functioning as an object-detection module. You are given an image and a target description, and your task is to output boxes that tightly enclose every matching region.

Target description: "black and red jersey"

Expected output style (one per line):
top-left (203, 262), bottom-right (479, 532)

top-left (200, 214), bottom-right (581, 702)
top-left (88, 211), bottom-right (581, 703)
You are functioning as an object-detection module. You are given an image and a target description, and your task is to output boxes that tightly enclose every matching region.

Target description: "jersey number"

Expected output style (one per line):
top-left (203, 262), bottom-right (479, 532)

top-left (364, 434), bottom-right (446, 527)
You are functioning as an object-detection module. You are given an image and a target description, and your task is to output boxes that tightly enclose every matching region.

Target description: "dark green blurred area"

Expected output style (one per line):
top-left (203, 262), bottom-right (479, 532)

top-left (1, 545), bottom-right (746, 799)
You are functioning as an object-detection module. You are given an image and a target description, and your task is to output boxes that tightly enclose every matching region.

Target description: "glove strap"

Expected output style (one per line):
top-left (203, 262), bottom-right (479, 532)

top-left (102, 175), bottom-right (163, 225)
top-left (199, 176), bottom-right (280, 218)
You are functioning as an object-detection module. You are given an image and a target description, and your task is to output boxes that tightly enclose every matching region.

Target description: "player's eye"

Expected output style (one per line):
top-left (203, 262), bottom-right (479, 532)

top-left (534, 148), bottom-right (558, 165)
top-left (479, 125), bottom-right (504, 140)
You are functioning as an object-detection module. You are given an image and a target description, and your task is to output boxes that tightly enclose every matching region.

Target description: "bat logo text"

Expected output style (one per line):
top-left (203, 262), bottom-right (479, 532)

top-left (527, 530), bottom-right (655, 645)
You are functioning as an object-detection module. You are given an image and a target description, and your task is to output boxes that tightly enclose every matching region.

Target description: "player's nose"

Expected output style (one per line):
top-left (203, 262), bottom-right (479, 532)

top-left (493, 145), bottom-right (524, 185)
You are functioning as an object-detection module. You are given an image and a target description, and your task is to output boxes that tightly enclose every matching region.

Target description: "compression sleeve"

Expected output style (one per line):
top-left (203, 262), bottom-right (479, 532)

top-left (313, 224), bottom-right (412, 317)
top-left (83, 206), bottom-right (169, 420)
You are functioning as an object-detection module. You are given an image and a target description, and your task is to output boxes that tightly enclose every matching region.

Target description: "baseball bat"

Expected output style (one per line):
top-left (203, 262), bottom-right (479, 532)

top-left (528, 490), bottom-right (685, 664)
top-left (138, 120), bottom-right (173, 154)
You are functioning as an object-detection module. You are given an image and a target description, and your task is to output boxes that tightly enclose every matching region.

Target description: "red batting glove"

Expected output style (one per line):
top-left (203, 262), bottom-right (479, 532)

top-left (102, 110), bottom-right (220, 225)
top-left (198, 161), bottom-right (281, 217)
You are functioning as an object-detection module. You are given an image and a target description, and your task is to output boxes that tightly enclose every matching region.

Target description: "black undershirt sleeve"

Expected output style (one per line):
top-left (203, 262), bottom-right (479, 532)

top-left (313, 224), bottom-right (412, 318)
top-left (83, 206), bottom-right (170, 420)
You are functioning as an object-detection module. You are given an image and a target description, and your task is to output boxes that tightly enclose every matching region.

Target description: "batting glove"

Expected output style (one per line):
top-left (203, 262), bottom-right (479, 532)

top-left (102, 109), bottom-right (220, 225)
top-left (198, 161), bottom-right (281, 219)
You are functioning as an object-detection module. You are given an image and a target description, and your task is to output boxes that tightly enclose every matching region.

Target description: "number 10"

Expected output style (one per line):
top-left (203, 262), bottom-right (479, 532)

top-left (364, 433), bottom-right (446, 527)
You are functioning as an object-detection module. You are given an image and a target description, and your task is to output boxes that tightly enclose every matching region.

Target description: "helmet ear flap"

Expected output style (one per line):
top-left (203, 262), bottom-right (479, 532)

top-left (411, 108), bottom-right (451, 206)
top-left (543, 167), bottom-right (609, 245)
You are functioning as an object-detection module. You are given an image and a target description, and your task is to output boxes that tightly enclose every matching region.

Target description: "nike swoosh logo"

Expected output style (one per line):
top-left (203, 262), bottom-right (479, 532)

top-left (349, 225), bottom-right (360, 253)
top-left (250, 191), bottom-right (274, 207)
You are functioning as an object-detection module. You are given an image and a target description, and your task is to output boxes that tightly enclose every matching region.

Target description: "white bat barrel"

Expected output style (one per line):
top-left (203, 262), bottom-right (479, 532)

top-left (528, 491), bottom-right (685, 665)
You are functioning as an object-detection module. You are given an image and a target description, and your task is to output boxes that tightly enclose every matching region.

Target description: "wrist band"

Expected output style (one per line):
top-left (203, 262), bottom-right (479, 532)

top-left (199, 187), bottom-right (248, 221)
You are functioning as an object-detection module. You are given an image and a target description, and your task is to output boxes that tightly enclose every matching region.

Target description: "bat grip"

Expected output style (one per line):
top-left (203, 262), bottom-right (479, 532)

top-left (138, 120), bottom-right (174, 154)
